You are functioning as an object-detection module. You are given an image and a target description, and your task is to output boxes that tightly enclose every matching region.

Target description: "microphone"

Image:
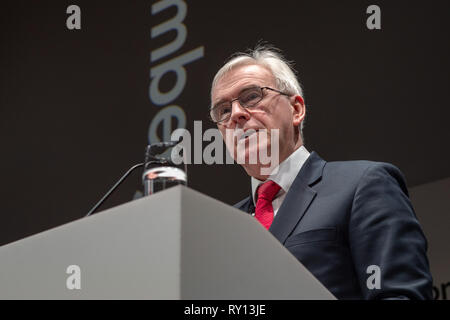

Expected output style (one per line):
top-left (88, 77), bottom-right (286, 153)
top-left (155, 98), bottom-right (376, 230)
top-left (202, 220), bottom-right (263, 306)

top-left (143, 140), bottom-right (179, 166)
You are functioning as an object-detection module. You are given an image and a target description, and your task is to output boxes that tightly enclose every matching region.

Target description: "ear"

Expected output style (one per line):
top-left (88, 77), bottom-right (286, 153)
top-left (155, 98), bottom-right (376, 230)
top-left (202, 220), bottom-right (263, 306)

top-left (291, 95), bottom-right (306, 127)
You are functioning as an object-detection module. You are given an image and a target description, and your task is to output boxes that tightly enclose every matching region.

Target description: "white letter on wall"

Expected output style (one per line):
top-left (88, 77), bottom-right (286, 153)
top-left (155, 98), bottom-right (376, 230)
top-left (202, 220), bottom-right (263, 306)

top-left (366, 5), bottom-right (381, 30)
top-left (66, 5), bottom-right (81, 30)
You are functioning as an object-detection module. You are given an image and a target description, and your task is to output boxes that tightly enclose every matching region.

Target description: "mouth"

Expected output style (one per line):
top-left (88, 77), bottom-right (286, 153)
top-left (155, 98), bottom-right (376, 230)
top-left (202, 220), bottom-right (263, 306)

top-left (239, 129), bottom-right (259, 141)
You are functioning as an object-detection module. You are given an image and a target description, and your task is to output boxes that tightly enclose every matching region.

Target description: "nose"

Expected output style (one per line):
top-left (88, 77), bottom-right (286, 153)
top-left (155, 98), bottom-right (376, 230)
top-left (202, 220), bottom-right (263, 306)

top-left (229, 100), bottom-right (250, 125)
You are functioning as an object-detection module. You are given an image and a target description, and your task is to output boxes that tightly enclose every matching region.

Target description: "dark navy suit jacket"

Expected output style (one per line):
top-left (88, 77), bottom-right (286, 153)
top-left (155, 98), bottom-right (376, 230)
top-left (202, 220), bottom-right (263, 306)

top-left (234, 152), bottom-right (433, 299)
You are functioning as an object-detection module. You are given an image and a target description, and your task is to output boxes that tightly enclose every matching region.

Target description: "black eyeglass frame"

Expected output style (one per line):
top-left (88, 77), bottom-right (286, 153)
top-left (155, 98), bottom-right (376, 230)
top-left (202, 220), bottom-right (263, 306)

top-left (209, 86), bottom-right (290, 124)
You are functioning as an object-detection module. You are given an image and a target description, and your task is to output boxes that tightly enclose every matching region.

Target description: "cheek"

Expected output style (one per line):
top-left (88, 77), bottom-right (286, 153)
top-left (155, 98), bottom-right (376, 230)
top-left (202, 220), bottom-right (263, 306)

top-left (260, 113), bottom-right (290, 132)
top-left (219, 127), bottom-right (237, 152)
top-left (252, 113), bottom-right (272, 130)
top-left (267, 116), bottom-right (296, 147)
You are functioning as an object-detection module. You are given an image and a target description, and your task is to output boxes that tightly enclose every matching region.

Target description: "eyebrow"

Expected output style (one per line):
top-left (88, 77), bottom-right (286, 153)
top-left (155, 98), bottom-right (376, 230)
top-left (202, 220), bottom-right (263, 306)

top-left (212, 85), bottom-right (260, 108)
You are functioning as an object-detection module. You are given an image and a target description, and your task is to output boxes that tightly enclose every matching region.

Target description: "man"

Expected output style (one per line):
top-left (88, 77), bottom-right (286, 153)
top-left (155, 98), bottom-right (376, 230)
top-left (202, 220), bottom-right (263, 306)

top-left (209, 46), bottom-right (432, 299)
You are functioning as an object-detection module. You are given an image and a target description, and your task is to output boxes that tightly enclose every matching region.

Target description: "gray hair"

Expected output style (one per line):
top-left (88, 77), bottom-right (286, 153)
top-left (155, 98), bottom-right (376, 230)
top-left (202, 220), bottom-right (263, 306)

top-left (211, 45), bottom-right (306, 141)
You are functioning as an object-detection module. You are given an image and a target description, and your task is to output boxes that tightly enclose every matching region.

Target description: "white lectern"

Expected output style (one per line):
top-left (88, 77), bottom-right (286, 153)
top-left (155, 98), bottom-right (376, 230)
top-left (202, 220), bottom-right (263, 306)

top-left (0, 186), bottom-right (335, 300)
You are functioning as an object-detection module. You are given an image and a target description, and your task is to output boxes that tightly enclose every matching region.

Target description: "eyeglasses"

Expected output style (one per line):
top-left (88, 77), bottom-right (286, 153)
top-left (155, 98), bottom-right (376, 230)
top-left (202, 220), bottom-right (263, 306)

top-left (209, 86), bottom-right (290, 124)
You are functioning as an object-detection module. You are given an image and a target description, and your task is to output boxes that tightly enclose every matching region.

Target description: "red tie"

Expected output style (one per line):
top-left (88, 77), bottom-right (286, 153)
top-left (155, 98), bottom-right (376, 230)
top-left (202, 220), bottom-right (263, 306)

top-left (255, 180), bottom-right (281, 230)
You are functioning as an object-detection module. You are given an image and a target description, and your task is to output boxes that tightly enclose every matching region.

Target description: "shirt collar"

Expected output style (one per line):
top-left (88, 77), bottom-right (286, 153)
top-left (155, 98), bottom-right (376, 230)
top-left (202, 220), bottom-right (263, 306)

top-left (251, 145), bottom-right (310, 205)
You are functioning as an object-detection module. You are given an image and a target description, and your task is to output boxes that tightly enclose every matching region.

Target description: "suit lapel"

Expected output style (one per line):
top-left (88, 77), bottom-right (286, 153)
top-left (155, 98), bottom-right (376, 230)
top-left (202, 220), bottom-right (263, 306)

top-left (269, 152), bottom-right (326, 245)
top-left (234, 195), bottom-right (254, 214)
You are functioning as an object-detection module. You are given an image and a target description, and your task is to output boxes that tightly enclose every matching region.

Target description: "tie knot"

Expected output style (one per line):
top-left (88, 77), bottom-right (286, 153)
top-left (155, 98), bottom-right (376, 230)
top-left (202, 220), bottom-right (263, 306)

top-left (257, 180), bottom-right (281, 202)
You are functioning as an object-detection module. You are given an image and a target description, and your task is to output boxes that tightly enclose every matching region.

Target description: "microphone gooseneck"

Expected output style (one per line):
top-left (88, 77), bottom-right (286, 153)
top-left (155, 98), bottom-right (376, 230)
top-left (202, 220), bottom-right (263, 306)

top-left (85, 140), bottom-right (182, 217)
top-left (85, 162), bottom-right (144, 217)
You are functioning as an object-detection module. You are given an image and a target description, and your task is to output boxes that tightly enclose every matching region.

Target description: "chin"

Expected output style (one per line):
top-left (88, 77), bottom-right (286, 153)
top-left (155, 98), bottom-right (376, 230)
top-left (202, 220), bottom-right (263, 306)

top-left (235, 141), bottom-right (271, 166)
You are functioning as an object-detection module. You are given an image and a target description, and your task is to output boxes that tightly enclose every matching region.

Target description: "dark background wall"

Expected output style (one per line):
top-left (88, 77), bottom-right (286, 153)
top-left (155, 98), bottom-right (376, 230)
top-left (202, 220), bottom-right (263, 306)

top-left (1, 0), bottom-right (449, 246)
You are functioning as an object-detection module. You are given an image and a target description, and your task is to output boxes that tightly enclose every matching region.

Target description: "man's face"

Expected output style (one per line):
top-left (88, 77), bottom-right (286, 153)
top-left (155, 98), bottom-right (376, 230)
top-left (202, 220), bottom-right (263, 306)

top-left (211, 64), bottom-right (304, 178)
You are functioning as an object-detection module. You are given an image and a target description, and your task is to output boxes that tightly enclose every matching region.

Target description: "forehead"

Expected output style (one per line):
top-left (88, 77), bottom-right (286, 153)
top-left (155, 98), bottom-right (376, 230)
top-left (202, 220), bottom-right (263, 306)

top-left (212, 64), bottom-right (275, 103)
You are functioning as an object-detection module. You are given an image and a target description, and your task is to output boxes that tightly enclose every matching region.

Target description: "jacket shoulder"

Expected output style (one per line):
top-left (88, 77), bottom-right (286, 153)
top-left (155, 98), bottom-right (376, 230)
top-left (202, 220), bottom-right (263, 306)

top-left (321, 159), bottom-right (408, 194)
top-left (325, 159), bottom-right (404, 180)
top-left (233, 196), bottom-right (252, 212)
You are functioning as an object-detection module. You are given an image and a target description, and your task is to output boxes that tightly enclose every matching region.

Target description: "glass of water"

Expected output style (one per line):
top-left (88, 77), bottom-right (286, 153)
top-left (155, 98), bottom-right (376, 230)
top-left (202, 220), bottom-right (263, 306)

top-left (142, 141), bottom-right (187, 196)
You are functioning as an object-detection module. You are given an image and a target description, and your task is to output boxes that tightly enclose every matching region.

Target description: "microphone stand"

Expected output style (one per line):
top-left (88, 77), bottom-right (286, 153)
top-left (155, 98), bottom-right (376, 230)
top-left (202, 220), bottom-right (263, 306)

top-left (85, 140), bottom-right (180, 217)
top-left (85, 163), bottom-right (144, 217)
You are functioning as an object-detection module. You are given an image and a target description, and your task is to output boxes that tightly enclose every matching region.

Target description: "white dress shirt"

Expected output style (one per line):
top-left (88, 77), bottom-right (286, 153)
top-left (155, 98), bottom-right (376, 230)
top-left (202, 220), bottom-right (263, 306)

top-left (251, 146), bottom-right (310, 216)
